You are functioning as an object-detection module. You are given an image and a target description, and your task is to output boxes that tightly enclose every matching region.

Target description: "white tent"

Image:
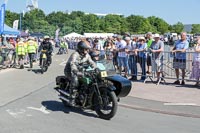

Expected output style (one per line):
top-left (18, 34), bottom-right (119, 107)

top-left (84, 33), bottom-right (114, 38)
top-left (63, 32), bottom-right (83, 38)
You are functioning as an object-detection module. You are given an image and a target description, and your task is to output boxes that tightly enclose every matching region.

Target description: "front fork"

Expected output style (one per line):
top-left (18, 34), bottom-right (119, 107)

top-left (93, 83), bottom-right (104, 106)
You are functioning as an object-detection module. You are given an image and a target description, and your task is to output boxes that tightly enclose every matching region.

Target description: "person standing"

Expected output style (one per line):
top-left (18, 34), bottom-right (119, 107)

top-left (116, 35), bottom-right (128, 77)
top-left (149, 34), bottom-right (164, 83)
top-left (136, 37), bottom-right (147, 80)
top-left (146, 32), bottom-right (153, 74)
top-left (125, 37), bottom-right (138, 80)
top-left (190, 37), bottom-right (200, 86)
top-left (171, 32), bottom-right (189, 85)
top-left (27, 37), bottom-right (38, 68)
top-left (16, 38), bottom-right (26, 69)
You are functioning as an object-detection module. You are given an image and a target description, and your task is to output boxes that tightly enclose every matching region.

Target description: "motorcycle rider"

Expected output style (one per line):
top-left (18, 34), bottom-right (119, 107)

top-left (64, 40), bottom-right (97, 105)
top-left (38, 35), bottom-right (53, 66)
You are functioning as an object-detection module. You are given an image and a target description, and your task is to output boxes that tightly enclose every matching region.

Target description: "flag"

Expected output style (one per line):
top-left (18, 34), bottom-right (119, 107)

top-left (13, 20), bottom-right (19, 29)
top-left (0, 4), bottom-right (5, 33)
top-left (55, 28), bottom-right (60, 41)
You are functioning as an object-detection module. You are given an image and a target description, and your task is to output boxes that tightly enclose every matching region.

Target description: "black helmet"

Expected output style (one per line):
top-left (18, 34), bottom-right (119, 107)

top-left (89, 51), bottom-right (100, 61)
top-left (77, 41), bottom-right (91, 54)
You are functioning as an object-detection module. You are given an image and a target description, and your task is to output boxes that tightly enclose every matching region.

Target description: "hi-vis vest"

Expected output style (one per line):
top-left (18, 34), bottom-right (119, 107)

top-left (27, 40), bottom-right (38, 53)
top-left (16, 41), bottom-right (26, 56)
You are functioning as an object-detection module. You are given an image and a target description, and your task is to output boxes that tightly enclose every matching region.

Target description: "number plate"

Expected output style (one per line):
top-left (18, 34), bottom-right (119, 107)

top-left (42, 54), bottom-right (47, 58)
top-left (100, 71), bottom-right (107, 78)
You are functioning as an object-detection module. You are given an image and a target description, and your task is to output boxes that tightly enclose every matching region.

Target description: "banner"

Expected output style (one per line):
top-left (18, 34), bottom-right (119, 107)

top-left (13, 20), bottom-right (19, 30)
top-left (55, 28), bottom-right (60, 41)
top-left (0, 4), bottom-right (5, 34)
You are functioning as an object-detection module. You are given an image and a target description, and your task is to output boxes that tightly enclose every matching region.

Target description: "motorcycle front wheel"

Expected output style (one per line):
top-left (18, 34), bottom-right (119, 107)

top-left (94, 89), bottom-right (118, 120)
top-left (41, 58), bottom-right (48, 73)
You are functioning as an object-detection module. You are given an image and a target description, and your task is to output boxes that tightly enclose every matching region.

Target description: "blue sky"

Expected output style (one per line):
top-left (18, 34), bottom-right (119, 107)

top-left (1, 0), bottom-right (199, 25)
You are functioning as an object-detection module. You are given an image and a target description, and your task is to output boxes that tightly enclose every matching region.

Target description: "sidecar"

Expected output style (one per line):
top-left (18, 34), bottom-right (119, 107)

top-left (95, 60), bottom-right (132, 98)
top-left (106, 75), bottom-right (132, 97)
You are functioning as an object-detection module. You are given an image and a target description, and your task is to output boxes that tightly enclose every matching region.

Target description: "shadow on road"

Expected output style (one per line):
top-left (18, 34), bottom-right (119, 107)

top-left (31, 69), bottom-right (43, 74)
top-left (41, 100), bottom-right (98, 118)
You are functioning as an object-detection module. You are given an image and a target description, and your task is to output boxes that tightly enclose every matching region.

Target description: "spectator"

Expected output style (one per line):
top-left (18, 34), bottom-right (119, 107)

top-left (171, 32), bottom-right (189, 85)
top-left (190, 37), bottom-right (200, 86)
top-left (146, 32), bottom-right (153, 74)
top-left (116, 35), bottom-right (128, 77)
top-left (149, 34), bottom-right (164, 83)
top-left (105, 40), bottom-right (115, 60)
top-left (126, 36), bottom-right (138, 80)
top-left (136, 37), bottom-right (147, 80)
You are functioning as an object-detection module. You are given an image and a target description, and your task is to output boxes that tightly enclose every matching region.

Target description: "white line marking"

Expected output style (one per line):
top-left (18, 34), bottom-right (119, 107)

top-left (27, 106), bottom-right (50, 114)
top-left (164, 103), bottom-right (197, 106)
top-left (59, 60), bottom-right (67, 66)
top-left (6, 109), bottom-right (26, 118)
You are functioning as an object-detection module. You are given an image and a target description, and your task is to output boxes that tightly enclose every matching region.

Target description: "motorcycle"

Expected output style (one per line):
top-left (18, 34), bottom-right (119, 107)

top-left (40, 50), bottom-right (48, 74)
top-left (54, 61), bottom-right (132, 120)
top-left (57, 47), bottom-right (67, 55)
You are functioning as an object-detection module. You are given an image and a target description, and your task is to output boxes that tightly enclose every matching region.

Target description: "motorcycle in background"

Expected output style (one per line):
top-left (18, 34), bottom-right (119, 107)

top-left (40, 50), bottom-right (48, 74)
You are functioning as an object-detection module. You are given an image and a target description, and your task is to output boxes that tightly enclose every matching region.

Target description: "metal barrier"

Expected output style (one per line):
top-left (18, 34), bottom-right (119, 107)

top-left (105, 45), bottom-right (199, 85)
top-left (144, 46), bottom-right (196, 85)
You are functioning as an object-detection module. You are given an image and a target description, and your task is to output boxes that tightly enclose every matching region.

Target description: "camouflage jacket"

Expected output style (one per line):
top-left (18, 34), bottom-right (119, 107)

top-left (64, 51), bottom-right (97, 78)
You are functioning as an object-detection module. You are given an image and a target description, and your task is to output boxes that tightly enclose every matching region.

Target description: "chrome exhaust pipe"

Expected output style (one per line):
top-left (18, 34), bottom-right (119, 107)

top-left (59, 95), bottom-right (70, 102)
top-left (57, 89), bottom-right (70, 97)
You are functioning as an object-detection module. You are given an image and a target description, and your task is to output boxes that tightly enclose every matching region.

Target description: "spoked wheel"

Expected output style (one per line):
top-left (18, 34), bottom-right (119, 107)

top-left (94, 89), bottom-right (118, 120)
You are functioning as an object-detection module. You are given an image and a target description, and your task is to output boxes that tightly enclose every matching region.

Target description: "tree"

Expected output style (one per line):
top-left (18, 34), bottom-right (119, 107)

top-left (82, 14), bottom-right (99, 33)
top-left (127, 15), bottom-right (153, 34)
top-left (191, 24), bottom-right (200, 33)
top-left (172, 22), bottom-right (184, 34)
top-left (147, 16), bottom-right (169, 34)
top-left (66, 17), bottom-right (83, 34)
top-left (23, 9), bottom-right (46, 31)
top-left (69, 11), bottom-right (85, 20)
top-left (46, 11), bottom-right (68, 27)
top-left (104, 15), bottom-right (125, 33)
top-left (5, 10), bottom-right (19, 27)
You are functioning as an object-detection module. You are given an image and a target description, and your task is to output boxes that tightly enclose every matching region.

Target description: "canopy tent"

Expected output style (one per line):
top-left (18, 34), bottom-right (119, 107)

top-left (20, 31), bottom-right (29, 37)
top-left (63, 32), bottom-right (83, 38)
top-left (1, 24), bottom-right (20, 36)
top-left (84, 33), bottom-right (114, 38)
top-left (30, 32), bottom-right (44, 38)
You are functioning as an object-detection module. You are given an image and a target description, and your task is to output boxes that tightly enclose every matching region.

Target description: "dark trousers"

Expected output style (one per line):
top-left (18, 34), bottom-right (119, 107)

top-left (28, 53), bottom-right (35, 68)
top-left (129, 55), bottom-right (138, 78)
top-left (139, 57), bottom-right (146, 80)
top-left (39, 53), bottom-right (52, 66)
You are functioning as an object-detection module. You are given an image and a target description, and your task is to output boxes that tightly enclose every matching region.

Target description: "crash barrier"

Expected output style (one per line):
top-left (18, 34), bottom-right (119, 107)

top-left (139, 46), bottom-right (195, 85)
top-left (103, 45), bottom-right (198, 85)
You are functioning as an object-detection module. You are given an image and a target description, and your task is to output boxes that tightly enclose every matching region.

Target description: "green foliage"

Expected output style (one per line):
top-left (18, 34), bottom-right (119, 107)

top-left (172, 22), bottom-right (184, 34)
top-left (147, 16), bottom-right (169, 34)
top-left (127, 15), bottom-right (153, 34)
top-left (191, 24), bottom-right (200, 33)
top-left (4, 9), bottom-right (189, 37)
top-left (5, 10), bottom-right (19, 27)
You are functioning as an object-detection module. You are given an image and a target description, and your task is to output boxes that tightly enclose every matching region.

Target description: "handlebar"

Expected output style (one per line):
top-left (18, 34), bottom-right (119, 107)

top-left (41, 50), bottom-right (47, 53)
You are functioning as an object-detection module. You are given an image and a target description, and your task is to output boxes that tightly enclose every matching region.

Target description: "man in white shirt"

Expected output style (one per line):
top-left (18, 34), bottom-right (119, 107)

top-left (116, 35), bottom-right (128, 77)
top-left (126, 37), bottom-right (138, 80)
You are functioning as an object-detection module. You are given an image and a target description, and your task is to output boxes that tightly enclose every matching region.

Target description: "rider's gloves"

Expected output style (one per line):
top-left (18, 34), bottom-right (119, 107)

top-left (77, 72), bottom-right (83, 77)
top-left (94, 68), bottom-right (100, 73)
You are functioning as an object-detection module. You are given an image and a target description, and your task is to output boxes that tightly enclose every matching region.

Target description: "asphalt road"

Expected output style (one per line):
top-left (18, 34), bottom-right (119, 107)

top-left (0, 50), bottom-right (200, 133)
